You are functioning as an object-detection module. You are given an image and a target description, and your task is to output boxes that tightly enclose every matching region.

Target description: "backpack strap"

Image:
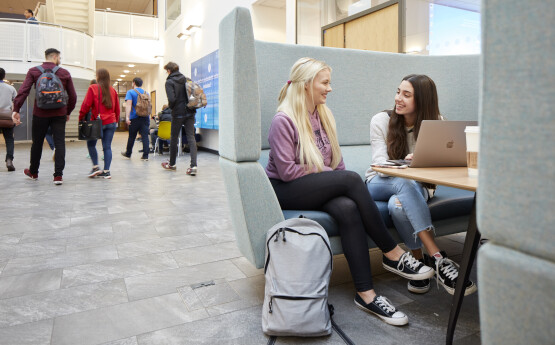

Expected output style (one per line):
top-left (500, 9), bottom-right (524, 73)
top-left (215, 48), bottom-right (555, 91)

top-left (266, 336), bottom-right (276, 345)
top-left (52, 66), bottom-right (60, 74)
top-left (36, 65), bottom-right (45, 73)
top-left (329, 304), bottom-right (356, 345)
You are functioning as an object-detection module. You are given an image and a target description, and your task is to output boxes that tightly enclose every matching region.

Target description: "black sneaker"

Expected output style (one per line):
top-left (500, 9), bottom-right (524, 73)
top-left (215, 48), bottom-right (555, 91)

top-left (121, 152), bottom-right (130, 159)
top-left (382, 252), bottom-right (435, 280)
top-left (97, 171), bottom-right (111, 179)
top-left (408, 279), bottom-right (431, 294)
top-left (88, 166), bottom-right (102, 178)
top-left (140, 156), bottom-right (149, 161)
top-left (432, 254), bottom-right (477, 296)
top-left (354, 294), bottom-right (408, 326)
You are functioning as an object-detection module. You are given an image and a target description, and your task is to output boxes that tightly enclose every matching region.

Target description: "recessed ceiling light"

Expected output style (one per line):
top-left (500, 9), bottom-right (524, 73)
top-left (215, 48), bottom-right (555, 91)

top-left (123, 70), bottom-right (130, 73)
top-left (128, 64), bottom-right (135, 67)
top-left (120, 75), bottom-right (126, 77)
top-left (117, 78), bottom-right (122, 81)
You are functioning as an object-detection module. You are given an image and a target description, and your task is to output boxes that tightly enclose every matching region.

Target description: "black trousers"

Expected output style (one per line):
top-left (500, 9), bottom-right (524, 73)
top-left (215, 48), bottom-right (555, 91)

top-left (30, 116), bottom-right (66, 176)
top-left (125, 117), bottom-right (150, 158)
top-left (169, 116), bottom-right (197, 167)
top-left (0, 126), bottom-right (15, 161)
top-left (271, 170), bottom-right (397, 291)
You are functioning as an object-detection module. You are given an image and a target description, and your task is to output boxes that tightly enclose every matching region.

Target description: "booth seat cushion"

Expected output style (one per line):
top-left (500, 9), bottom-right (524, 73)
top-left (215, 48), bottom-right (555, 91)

top-left (282, 185), bottom-right (473, 239)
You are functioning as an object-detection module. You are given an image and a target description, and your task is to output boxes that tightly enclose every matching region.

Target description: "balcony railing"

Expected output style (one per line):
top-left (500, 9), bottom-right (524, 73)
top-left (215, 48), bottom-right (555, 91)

top-left (0, 19), bottom-right (94, 70)
top-left (95, 10), bottom-right (158, 39)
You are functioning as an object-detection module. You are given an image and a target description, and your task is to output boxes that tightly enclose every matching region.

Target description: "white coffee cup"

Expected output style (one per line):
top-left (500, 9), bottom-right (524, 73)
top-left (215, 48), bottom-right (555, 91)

top-left (464, 126), bottom-right (480, 177)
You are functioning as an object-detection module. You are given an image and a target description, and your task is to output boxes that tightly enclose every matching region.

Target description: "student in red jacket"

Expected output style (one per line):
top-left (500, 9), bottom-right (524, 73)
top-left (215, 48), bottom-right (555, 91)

top-left (79, 68), bottom-right (120, 179)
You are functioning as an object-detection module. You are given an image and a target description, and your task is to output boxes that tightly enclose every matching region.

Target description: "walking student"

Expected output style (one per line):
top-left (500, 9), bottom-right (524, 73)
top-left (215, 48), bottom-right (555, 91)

top-left (12, 48), bottom-right (77, 185)
top-left (266, 58), bottom-right (434, 326)
top-left (121, 77), bottom-right (150, 161)
top-left (160, 62), bottom-right (198, 175)
top-left (79, 68), bottom-right (120, 179)
top-left (0, 68), bottom-right (18, 171)
top-left (366, 74), bottom-right (477, 296)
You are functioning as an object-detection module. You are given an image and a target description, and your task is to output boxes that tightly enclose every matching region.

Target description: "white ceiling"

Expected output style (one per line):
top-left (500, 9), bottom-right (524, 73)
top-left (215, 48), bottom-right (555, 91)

top-left (0, 0), bottom-right (43, 16)
top-left (253, 0), bottom-right (286, 9)
top-left (96, 61), bottom-right (158, 83)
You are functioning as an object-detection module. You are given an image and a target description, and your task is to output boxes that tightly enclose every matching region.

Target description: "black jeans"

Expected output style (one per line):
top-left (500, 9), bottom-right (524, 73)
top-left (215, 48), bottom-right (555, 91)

top-left (1, 126), bottom-right (15, 161)
top-left (30, 116), bottom-right (66, 176)
top-left (125, 117), bottom-right (150, 158)
top-left (270, 170), bottom-right (397, 292)
top-left (169, 116), bottom-right (197, 167)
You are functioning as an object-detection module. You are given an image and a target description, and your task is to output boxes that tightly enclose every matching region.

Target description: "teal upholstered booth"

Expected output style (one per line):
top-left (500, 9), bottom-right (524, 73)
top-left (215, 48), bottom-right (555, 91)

top-left (218, 7), bottom-right (480, 269)
top-left (477, 1), bottom-right (555, 344)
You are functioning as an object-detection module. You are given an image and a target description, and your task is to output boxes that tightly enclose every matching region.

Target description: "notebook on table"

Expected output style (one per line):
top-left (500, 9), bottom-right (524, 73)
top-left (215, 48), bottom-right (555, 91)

top-left (387, 120), bottom-right (478, 168)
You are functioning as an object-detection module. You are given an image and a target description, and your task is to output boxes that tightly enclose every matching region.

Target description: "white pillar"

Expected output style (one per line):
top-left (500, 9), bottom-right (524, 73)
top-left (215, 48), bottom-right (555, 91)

top-left (286, 0), bottom-right (296, 44)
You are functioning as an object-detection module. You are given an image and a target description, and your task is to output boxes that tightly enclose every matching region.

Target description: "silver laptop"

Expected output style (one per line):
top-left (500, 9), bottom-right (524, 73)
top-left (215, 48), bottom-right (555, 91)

top-left (388, 120), bottom-right (478, 168)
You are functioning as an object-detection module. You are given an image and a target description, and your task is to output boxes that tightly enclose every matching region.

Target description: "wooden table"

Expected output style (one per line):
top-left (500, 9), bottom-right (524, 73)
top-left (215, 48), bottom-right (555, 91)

top-left (372, 167), bottom-right (480, 345)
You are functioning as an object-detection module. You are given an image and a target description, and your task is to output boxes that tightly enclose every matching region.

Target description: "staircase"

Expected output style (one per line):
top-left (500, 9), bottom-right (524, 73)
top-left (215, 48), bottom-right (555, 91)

top-left (46, 0), bottom-right (94, 35)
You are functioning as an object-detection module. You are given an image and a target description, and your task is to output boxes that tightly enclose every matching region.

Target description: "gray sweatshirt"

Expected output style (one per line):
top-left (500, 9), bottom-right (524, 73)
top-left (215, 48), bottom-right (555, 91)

top-left (0, 81), bottom-right (17, 113)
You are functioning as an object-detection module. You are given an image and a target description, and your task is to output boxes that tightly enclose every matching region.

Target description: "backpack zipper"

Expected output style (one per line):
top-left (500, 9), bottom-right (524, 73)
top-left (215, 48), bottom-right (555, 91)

top-left (268, 295), bottom-right (323, 314)
top-left (264, 227), bottom-right (333, 274)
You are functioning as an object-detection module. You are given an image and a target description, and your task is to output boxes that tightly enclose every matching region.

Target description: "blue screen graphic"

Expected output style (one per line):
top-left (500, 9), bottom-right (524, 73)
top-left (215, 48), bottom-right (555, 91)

top-left (429, 4), bottom-right (480, 55)
top-left (191, 50), bottom-right (219, 129)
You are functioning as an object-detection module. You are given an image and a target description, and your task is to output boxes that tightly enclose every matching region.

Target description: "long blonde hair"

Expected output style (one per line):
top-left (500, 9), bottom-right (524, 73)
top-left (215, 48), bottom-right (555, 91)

top-left (277, 57), bottom-right (342, 173)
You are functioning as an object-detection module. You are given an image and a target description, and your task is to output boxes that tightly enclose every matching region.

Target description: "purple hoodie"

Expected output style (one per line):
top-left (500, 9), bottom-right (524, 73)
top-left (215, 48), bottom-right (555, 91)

top-left (265, 110), bottom-right (345, 182)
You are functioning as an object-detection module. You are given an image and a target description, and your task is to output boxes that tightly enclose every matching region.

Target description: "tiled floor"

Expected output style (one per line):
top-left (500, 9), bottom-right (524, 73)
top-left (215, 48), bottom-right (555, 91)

top-left (0, 133), bottom-right (480, 345)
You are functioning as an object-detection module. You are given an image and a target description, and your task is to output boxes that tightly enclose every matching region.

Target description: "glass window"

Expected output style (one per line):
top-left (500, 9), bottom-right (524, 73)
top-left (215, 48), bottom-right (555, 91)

top-left (166, 0), bottom-right (181, 29)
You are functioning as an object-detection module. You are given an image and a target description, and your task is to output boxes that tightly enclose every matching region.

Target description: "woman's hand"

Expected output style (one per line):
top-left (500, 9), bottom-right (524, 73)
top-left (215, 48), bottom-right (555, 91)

top-left (404, 153), bottom-right (413, 160)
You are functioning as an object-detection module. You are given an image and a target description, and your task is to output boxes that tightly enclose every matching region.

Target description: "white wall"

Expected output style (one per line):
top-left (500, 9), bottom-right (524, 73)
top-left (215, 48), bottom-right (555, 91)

top-left (94, 36), bottom-right (162, 63)
top-left (149, 0), bottom-right (286, 151)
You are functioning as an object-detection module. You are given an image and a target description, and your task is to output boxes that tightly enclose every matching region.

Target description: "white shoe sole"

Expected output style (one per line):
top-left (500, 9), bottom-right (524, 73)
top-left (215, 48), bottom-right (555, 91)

top-left (382, 263), bottom-right (435, 280)
top-left (354, 299), bottom-right (408, 326)
top-left (407, 281), bottom-right (431, 294)
top-left (88, 170), bottom-right (102, 178)
top-left (436, 277), bottom-right (477, 296)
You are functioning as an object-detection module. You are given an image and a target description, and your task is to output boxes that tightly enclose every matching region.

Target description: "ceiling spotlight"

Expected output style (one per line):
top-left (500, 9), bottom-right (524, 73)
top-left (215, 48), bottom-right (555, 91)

top-left (177, 33), bottom-right (190, 40)
top-left (106, 8), bottom-right (111, 11)
top-left (123, 70), bottom-right (130, 73)
top-left (117, 78), bottom-right (122, 81)
top-left (120, 75), bottom-right (126, 77)
top-left (186, 24), bottom-right (201, 32)
top-left (128, 64), bottom-right (135, 67)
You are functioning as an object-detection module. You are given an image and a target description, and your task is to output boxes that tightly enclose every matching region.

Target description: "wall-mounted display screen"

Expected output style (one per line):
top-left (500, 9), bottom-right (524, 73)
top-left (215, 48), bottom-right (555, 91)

top-left (191, 50), bottom-right (219, 130)
top-left (429, 4), bottom-right (480, 56)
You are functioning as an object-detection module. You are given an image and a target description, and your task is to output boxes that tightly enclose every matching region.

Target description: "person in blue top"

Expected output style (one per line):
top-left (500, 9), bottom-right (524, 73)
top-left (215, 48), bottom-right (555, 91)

top-left (121, 77), bottom-right (149, 160)
top-left (24, 9), bottom-right (37, 22)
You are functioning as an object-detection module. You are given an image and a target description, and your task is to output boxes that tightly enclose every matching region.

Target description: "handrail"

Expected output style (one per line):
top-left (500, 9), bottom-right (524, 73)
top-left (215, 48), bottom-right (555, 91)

top-left (0, 18), bottom-right (93, 38)
top-left (95, 8), bottom-right (157, 18)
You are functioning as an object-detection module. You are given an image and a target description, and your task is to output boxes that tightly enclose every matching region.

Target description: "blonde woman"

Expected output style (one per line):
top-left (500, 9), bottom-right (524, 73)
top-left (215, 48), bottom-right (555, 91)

top-left (265, 58), bottom-right (434, 326)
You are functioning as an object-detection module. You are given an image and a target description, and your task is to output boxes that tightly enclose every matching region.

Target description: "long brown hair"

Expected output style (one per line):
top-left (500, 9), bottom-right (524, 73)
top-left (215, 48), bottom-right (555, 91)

top-left (387, 74), bottom-right (441, 159)
top-left (96, 68), bottom-right (112, 109)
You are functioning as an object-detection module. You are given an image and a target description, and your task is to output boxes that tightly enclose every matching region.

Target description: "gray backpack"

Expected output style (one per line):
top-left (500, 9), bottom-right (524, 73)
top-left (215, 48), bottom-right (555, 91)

top-left (262, 217), bottom-right (333, 337)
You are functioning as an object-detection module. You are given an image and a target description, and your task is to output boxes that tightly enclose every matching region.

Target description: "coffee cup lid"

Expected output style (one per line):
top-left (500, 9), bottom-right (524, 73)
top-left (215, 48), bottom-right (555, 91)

top-left (464, 126), bottom-right (480, 133)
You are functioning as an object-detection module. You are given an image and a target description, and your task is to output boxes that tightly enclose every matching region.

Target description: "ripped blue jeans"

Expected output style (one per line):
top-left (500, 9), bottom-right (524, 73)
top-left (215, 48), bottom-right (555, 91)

top-left (367, 175), bottom-right (433, 250)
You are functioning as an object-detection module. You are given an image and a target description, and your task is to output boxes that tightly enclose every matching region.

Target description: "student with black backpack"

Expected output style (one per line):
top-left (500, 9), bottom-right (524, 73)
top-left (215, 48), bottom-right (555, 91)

top-left (160, 62), bottom-right (198, 175)
top-left (12, 48), bottom-right (77, 185)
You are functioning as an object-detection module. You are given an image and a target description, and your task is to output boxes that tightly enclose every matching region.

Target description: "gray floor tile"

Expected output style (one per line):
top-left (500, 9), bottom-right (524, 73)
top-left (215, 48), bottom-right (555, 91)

top-left (193, 280), bottom-right (241, 308)
top-left (0, 269), bottom-right (62, 299)
top-left (230, 257), bottom-right (263, 277)
top-left (100, 336), bottom-right (138, 345)
top-left (125, 260), bottom-right (246, 301)
top-left (0, 233), bottom-right (22, 245)
top-left (171, 241), bottom-right (243, 267)
top-left (0, 279), bottom-right (128, 327)
top-left (0, 319), bottom-right (53, 345)
top-left (136, 306), bottom-right (268, 345)
top-left (116, 234), bottom-right (212, 258)
top-left (51, 293), bottom-right (208, 345)
top-left (14, 239), bottom-right (67, 258)
top-left (61, 252), bottom-right (179, 288)
top-left (1, 245), bottom-right (119, 277)
top-left (19, 223), bottom-right (113, 244)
